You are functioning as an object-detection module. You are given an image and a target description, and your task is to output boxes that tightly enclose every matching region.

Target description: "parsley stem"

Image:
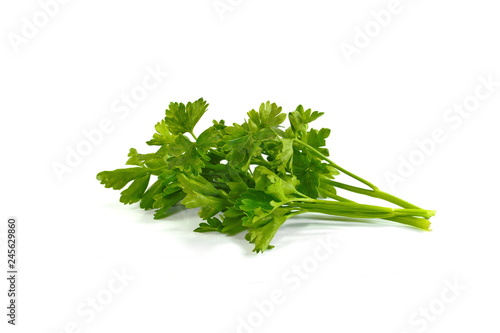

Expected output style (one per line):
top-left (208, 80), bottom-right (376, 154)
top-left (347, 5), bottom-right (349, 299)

top-left (295, 206), bottom-right (402, 219)
top-left (318, 184), bottom-right (432, 229)
top-left (319, 188), bottom-right (354, 203)
top-left (293, 201), bottom-right (433, 218)
top-left (294, 140), bottom-right (426, 211)
top-left (383, 216), bottom-right (431, 230)
top-left (203, 163), bottom-right (226, 171)
top-left (188, 130), bottom-right (198, 141)
top-left (322, 179), bottom-right (421, 209)
top-left (294, 140), bottom-right (379, 191)
top-left (292, 200), bottom-right (433, 229)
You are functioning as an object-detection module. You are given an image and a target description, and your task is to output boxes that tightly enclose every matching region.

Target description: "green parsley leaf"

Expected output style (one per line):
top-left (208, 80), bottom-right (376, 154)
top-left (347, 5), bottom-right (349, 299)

top-left (177, 173), bottom-right (229, 219)
top-left (146, 120), bottom-right (175, 146)
top-left (120, 174), bottom-right (151, 204)
top-left (247, 101), bottom-right (287, 130)
top-left (96, 167), bottom-right (150, 190)
top-left (165, 98), bottom-right (208, 135)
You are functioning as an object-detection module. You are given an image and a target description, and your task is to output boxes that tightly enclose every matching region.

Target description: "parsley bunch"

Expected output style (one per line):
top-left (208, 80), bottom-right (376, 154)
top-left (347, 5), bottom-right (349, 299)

top-left (97, 99), bottom-right (435, 253)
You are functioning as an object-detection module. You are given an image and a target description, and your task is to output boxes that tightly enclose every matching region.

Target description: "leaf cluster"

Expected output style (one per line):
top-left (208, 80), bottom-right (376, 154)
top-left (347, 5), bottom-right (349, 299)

top-left (97, 98), bottom-right (435, 253)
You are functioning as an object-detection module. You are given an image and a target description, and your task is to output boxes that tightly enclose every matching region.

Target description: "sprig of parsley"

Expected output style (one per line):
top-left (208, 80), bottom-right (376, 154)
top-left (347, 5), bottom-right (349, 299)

top-left (97, 99), bottom-right (435, 253)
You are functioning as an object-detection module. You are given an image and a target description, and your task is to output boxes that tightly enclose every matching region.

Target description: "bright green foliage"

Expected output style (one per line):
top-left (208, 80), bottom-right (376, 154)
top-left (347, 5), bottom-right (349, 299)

top-left (288, 105), bottom-right (324, 138)
top-left (97, 98), bottom-right (435, 253)
top-left (146, 120), bottom-right (174, 146)
top-left (97, 167), bottom-right (150, 190)
top-left (119, 174), bottom-right (151, 204)
top-left (247, 102), bottom-right (287, 130)
top-left (165, 98), bottom-right (208, 135)
top-left (273, 138), bottom-right (294, 173)
top-left (177, 173), bottom-right (229, 219)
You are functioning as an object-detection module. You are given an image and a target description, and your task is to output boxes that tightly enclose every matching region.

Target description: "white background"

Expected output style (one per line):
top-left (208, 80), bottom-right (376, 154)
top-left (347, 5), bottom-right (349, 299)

top-left (1, 0), bottom-right (500, 332)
